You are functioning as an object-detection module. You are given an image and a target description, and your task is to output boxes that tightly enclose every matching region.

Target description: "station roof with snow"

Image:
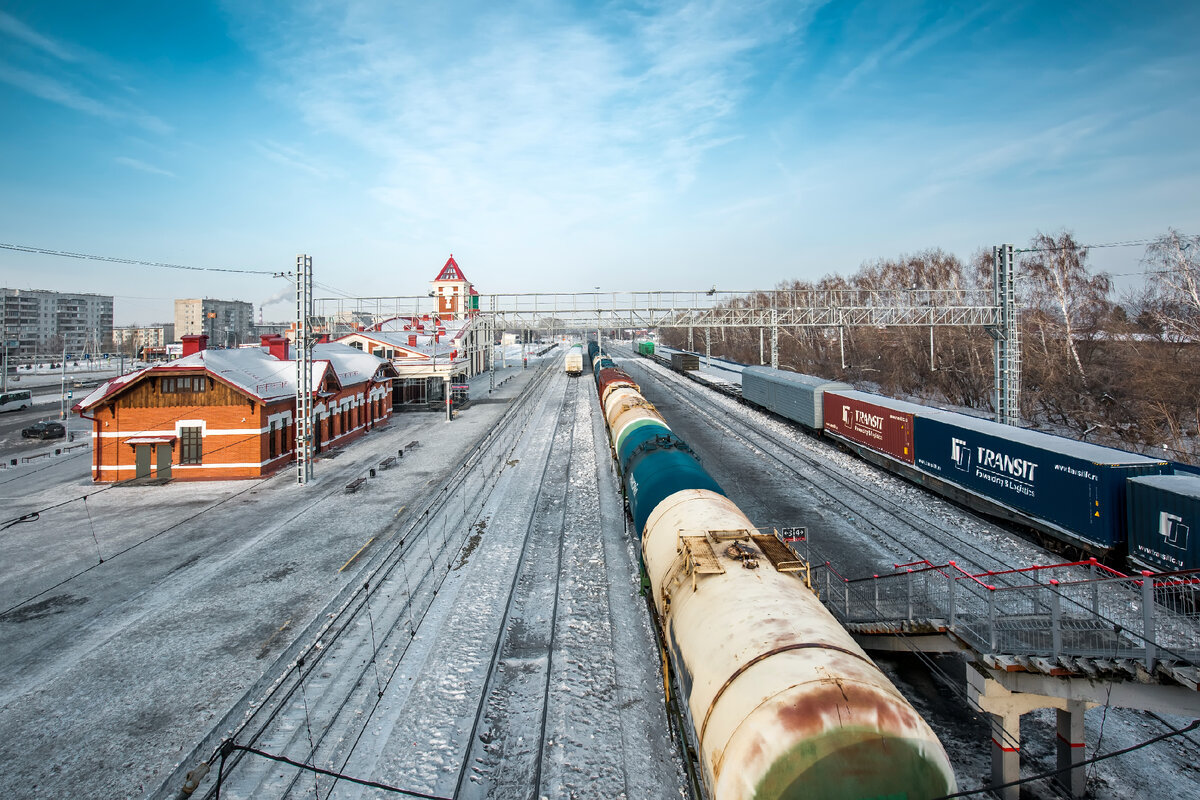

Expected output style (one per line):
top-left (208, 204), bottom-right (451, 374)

top-left (73, 339), bottom-right (397, 411)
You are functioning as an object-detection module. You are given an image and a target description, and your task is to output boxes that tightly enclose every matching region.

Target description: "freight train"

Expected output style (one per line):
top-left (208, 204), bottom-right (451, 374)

top-left (589, 346), bottom-right (957, 800)
top-left (722, 362), bottom-right (1196, 573)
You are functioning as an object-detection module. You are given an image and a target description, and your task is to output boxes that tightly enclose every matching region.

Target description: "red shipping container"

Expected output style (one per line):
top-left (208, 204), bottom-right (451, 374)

top-left (823, 390), bottom-right (919, 464)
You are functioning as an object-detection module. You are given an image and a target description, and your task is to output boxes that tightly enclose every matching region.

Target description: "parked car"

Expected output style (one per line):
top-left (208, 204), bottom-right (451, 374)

top-left (21, 421), bottom-right (66, 440)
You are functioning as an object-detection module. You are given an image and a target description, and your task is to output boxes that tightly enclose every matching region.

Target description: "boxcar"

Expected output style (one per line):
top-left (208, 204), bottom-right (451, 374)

top-left (741, 367), bottom-right (849, 431)
top-left (1126, 474), bottom-right (1200, 571)
top-left (914, 412), bottom-right (1169, 552)
top-left (823, 389), bottom-right (923, 464)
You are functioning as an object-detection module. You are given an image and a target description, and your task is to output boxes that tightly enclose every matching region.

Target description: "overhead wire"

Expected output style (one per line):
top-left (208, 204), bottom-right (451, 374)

top-left (1014, 235), bottom-right (1198, 254)
top-left (0, 242), bottom-right (286, 276)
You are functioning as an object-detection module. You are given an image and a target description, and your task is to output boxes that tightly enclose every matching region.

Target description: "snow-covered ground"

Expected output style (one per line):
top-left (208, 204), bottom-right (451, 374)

top-left (0, 354), bottom-right (588, 799)
top-left (3, 340), bottom-right (1196, 800)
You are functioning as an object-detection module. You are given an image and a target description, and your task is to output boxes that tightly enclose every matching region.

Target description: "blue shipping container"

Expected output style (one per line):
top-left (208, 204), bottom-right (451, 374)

top-left (1126, 474), bottom-right (1200, 572)
top-left (913, 413), bottom-right (1169, 550)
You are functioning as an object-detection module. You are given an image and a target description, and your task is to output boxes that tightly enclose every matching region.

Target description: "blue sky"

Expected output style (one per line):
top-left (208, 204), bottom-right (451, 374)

top-left (0, 1), bottom-right (1197, 325)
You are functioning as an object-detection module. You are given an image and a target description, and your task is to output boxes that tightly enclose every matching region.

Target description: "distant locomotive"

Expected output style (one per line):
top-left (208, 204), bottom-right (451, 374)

top-left (591, 353), bottom-right (956, 800)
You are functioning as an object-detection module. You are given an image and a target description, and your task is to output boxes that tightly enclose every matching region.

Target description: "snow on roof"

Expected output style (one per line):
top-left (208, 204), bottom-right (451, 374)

top-left (312, 342), bottom-right (398, 386)
top-left (74, 367), bottom-right (147, 410)
top-left (335, 332), bottom-right (458, 360)
top-left (1128, 473), bottom-right (1200, 499)
top-left (75, 342), bottom-right (396, 411)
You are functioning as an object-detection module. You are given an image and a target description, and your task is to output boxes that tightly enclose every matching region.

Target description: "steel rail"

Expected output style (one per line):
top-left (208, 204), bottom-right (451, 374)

top-left (168, 359), bottom-right (559, 800)
top-left (451, 374), bottom-right (579, 798)
top-left (622, 347), bottom-right (1032, 579)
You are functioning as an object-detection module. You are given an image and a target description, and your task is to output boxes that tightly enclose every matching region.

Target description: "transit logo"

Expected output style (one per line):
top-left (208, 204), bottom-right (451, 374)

top-left (951, 438), bottom-right (1038, 497)
top-left (950, 438), bottom-right (971, 472)
top-left (1159, 512), bottom-right (1190, 551)
top-left (854, 409), bottom-right (883, 431)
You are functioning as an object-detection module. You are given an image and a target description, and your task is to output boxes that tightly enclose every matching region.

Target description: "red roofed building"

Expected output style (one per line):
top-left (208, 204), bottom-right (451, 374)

top-left (72, 334), bottom-right (398, 482)
top-left (431, 255), bottom-right (479, 320)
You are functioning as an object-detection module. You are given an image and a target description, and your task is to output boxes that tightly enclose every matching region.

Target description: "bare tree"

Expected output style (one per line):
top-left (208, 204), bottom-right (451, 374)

top-left (1141, 228), bottom-right (1200, 341)
top-left (1019, 231), bottom-right (1112, 381)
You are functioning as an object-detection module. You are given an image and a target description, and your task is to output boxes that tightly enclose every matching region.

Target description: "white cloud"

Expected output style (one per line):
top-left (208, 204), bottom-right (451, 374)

top-left (0, 10), bottom-right (79, 63)
top-left (231, 1), bottom-right (812, 239)
top-left (0, 11), bottom-right (171, 135)
top-left (253, 140), bottom-right (332, 179)
top-left (114, 156), bottom-right (176, 178)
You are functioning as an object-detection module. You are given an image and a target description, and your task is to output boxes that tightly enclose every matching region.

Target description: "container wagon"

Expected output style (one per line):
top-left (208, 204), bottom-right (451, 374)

top-left (742, 366), bottom-right (849, 431)
top-left (913, 411), bottom-right (1169, 553)
top-left (1126, 474), bottom-right (1200, 571)
top-left (564, 344), bottom-right (584, 376)
top-left (595, 363), bottom-right (956, 800)
top-left (637, 340), bottom-right (655, 356)
top-left (671, 352), bottom-right (700, 372)
top-left (823, 389), bottom-right (923, 464)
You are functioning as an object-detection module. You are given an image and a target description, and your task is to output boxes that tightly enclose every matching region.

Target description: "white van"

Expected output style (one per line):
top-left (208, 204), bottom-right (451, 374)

top-left (0, 389), bottom-right (32, 412)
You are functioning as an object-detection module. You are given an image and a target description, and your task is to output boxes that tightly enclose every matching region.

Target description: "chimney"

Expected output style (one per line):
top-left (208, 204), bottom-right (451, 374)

top-left (181, 334), bottom-right (208, 356)
top-left (408, 334), bottom-right (417, 347)
top-left (261, 334), bottom-right (289, 361)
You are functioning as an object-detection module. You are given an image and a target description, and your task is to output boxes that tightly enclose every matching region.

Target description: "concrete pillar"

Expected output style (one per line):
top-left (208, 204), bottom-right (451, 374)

top-left (987, 710), bottom-right (1021, 800)
top-left (1055, 700), bottom-right (1088, 797)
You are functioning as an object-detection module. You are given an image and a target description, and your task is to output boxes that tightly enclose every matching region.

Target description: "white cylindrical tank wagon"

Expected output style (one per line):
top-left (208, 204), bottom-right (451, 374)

top-left (642, 489), bottom-right (957, 799)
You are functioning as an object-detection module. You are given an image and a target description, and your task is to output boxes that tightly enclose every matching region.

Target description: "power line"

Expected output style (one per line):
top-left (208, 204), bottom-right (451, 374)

top-left (0, 242), bottom-right (286, 276)
top-left (1016, 235), bottom-right (1199, 254)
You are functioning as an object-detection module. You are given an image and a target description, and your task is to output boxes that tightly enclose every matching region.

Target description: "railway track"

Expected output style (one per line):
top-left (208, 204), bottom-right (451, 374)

top-left (452, 375), bottom-right (579, 797)
top-left (169, 360), bottom-right (561, 799)
top-left (622, 349), bottom-right (1050, 581)
top-left (169, 361), bottom-right (684, 800)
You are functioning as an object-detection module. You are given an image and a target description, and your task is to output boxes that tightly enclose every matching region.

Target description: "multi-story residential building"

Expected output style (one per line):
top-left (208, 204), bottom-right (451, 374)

top-left (114, 324), bottom-right (176, 356)
top-left (0, 288), bottom-right (114, 358)
top-left (174, 298), bottom-right (254, 347)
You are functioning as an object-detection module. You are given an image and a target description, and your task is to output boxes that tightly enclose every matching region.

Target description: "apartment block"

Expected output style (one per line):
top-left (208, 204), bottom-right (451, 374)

top-left (174, 298), bottom-right (254, 347)
top-left (114, 324), bottom-right (176, 354)
top-left (0, 288), bottom-right (114, 357)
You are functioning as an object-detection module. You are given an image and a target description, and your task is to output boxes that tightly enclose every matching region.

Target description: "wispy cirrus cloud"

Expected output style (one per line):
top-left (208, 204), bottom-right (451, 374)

top-left (253, 140), bottom-right (332, 179)
top-left (0, 11), bottom-right (170, 134)
top-left (0, 63), bottom-right (171, 134)
top-left (114, 156), bottom-right (176, 178)
top-left (0, 10), bottom-right (79, 63)
top-left (230, 1), bottom-right (817, 231)
top-left (832, 2), bottom-right (995, 94)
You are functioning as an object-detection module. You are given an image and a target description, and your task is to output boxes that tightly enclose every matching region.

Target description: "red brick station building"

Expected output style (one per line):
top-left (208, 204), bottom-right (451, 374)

top-left (73, 334), bottom-right (398, 482)
top-left (73, 256), bottom-right (491, 483)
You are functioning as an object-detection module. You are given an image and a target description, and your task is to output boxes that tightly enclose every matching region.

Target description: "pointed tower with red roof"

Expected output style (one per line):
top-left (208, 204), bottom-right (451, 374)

top-left (430, 254), bottom-right (477, 319)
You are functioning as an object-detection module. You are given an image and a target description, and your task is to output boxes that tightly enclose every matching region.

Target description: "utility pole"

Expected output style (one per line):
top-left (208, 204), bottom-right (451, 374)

top-left (295, 255), bottom-right (313, 485)
top-left (992, 244), bottom-right (1020, 426)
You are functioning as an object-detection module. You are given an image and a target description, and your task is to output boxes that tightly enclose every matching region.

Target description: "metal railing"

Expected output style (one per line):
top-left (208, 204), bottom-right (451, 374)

top-left (815, 559), bottom-right (1200, 671)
